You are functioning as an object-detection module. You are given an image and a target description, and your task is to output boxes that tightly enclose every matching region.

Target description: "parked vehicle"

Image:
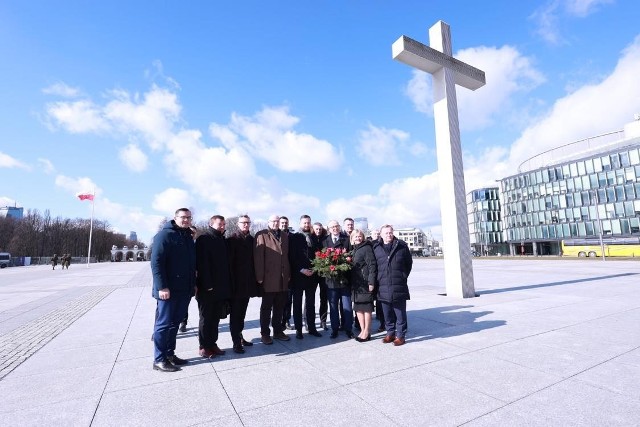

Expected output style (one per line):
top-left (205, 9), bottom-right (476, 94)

top-left (0, 252), bottom-right (11, 268)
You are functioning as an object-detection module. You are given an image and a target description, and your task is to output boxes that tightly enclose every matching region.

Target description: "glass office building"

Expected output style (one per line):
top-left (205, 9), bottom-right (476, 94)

top-left (467, 187), bottom-right (507, 255)
top-left (500, 118), bottom-right (640, 255)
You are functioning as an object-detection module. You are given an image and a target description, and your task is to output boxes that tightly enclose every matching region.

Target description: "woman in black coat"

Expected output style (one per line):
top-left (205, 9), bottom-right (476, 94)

top-left (349, 229), bottom-right (377, 342)
top-left (373, 224), bottom-right (412, 346)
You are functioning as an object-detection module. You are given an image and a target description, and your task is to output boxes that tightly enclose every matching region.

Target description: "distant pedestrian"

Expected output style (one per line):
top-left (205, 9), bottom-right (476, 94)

top-left (51, 254), bottom-right (59, 270)
top-left (62, 254), bottom-right (71, 270)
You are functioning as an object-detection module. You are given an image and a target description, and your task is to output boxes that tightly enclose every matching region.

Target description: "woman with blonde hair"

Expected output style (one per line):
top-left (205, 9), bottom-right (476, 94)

top-left (349, 229), bottom-right (377, 342)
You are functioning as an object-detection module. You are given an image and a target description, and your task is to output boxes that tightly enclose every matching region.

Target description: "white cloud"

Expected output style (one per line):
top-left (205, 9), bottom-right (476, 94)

top-left (42, 82), bottom-right (82, 98)
top-left (152, 188), bottom-right (191, 214)
top-left (531, 0), bottom-right (614, 45)
top-left (508, 34), bottom-right (640, 172)
top-left (54, 174), bottom-right (164, 243)
top-left (325, 172), bottom-right (442, 233)
top-left (209, 106), bottom-right (342, 172)
top-left (119, 144), bottom-right (148, 172)
top-left (45, 100), bottom-right (110, 133)
top-left (55, 175), bottom-right (100, 196)
top-left (0, 152), bottom-right (30, 170)
top-left (103, 85), bottom-right (181, 149)
top-left (566, 0), bottom-right (614, 17)
top-left (0, 197), bottom-right (17, 207)
top-left (530, 1), bottom-right (563, 45)
top-left (404, 46), bottom-right (544, 130)
top-left (356, 124), bottom-right (410, 166)
top-left (37, 158), bottom-right (55, 174)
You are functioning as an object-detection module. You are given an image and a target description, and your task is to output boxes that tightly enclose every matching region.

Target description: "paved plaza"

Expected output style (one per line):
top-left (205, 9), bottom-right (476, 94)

top-left (0, 258), bottom-right (639, 426)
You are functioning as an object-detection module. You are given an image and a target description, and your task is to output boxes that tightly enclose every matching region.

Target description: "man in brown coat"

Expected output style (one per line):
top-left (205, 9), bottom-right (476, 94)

top-left (254, 214), bottom-right (291, 344)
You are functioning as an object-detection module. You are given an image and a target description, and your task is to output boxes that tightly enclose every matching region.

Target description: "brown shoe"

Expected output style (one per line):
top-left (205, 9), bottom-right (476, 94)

top-left (261, 335), bottom-right (273, 345)
top-left (392, 337), bottom-right (406, 346)
top-left (199, 348), bottom-right (215, 358)
top-left (273, 331), bottom-right (290, 341)
top-left (211, 344), bottom-right (226, 355)
top-left (382, 335), bottom-right (396, 344)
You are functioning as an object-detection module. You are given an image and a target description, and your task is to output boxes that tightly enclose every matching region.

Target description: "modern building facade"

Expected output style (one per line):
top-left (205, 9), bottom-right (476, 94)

top-left (0, 206), bottom-right (24, 219)
top-left (467, 187), bottom-right (507, 255)
top-left (499, 118), bottom-right (640, 256)
top-left (395, 227), bottom-right (430, 255)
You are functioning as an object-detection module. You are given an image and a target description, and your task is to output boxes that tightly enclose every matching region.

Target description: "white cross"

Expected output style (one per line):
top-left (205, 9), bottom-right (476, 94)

top-left (392, 21), bottom-right (485, 298)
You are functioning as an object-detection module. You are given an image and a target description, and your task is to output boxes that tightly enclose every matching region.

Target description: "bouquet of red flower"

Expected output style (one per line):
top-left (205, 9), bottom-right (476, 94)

top-left (311, 247), bottom-right (352, 279)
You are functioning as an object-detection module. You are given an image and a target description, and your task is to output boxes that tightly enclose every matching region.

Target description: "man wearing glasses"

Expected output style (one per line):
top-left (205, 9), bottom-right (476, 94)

top-left (254, 214), bottom-right (291, 344)
top-left (151, 208), bottom-right (196, 372)
top-left (227, 215), bottom-right (259, 354)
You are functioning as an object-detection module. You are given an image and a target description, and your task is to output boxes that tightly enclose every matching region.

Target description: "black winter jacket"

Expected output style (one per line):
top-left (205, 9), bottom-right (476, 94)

top-left (350, 241), bottom-right (377, 303)
top-left (150, 220), bottom-right (196, 299)
top-left (196, 228), bottom-right (232, 302)
top-left (373, 238), bottom-right (412, 302)
top-left (227, 231), bottom-right (259, 298)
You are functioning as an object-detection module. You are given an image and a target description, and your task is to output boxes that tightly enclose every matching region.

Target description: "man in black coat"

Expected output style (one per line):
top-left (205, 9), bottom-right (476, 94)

top-left (323, 220), bottom-right (353, 339)
top-left (196, 215), bottom-right (232, 358)
top-left (289, 215), bottom-right (323, 339)
top-left (227, 215), bottom-right (259, 354)
top-left (373, 224), bottom-right (412, 346)
top-left (151, 208), bottom-right (196, 372)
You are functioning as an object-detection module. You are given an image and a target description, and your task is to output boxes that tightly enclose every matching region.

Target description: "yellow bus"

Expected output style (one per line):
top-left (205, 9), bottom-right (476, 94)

top-left (561, 237), bottom-right (640, 258)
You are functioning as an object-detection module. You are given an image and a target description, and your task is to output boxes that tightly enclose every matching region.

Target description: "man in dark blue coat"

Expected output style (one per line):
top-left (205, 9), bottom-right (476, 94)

top-left (289, 215), bottom-right (323, 339)
top-left (151, 208), bottom-right (196, 372)
top-left (196, 215), bottom-right (232, 358)
top-left (373, 224), bottom-right (412, 346)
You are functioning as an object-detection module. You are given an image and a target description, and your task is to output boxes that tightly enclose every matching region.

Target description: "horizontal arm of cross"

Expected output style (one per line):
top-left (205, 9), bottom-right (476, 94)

top-left (392, 35), bottom-right (485, 91)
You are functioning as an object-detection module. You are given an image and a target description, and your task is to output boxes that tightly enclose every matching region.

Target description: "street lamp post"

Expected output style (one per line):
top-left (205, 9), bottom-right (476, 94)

top-left (593, 190), bottom-right (606, 261)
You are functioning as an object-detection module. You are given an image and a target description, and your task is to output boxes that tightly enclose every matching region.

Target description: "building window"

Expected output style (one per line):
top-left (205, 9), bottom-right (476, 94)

top-left (611, 154), bottom-right (621, 170)
top-left (602, 156), bottom-right (611, 171)
top-left (630, 149), bottom-right (640, 166)
top-left (621, 218), bottom-right (631, 234)
top-left (630, 218), bottom-right (640, 233)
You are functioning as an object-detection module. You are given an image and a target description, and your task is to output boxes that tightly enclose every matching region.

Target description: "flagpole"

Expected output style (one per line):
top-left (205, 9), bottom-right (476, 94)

top-left (87, 191), bottom-right (95, 268)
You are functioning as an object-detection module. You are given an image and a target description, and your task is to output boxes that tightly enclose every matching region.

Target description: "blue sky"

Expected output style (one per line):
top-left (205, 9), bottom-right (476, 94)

top-left (1, 1), bottom-right (640, 244)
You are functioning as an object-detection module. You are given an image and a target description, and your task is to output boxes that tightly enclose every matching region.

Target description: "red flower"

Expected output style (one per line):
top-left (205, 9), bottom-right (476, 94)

top-left (330, 265), bottom-right (336, 271)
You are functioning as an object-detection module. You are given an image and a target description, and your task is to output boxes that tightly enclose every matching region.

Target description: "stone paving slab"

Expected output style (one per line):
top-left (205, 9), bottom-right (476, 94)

top-left (1, 259), bottom-right (640, 425)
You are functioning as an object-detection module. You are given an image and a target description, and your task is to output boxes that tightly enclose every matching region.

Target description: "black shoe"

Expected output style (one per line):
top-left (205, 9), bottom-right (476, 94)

top-left (330, 331), bottom-right (338, 339)
top-left (179, 322), bottom-right (187, 333)
top-left (345, 331), bottom-right (354, 339)
top-left (233, 344), bottom-right (245, 354)
top-left (241, 337), bottom-right (253, 347)
top-left (308, 330), bottom-right (322, 337)
top-left (296, 330), bottom-right (304, 339)
top-left (153, 360), bottom-right (180, 372)
top-left (167, 355), bottom-right (188, 366)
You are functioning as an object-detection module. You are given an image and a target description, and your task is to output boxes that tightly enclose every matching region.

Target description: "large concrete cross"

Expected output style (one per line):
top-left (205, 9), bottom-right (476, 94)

top-left (392, 21), bottom-right (485, 298)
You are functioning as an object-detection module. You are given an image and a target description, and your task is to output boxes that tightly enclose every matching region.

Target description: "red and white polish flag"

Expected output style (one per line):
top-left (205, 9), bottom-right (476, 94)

top-left (77, 193), bottom-right (94, 201)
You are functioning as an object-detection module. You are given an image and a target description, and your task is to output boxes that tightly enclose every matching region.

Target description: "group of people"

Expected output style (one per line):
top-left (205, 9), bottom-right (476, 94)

top-left (150, 209), bottom-right (413, 372)
top-left (51, 253), bottom-right (71, 270)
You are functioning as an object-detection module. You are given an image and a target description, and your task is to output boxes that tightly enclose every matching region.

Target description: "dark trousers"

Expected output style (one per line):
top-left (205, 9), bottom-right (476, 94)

top-left (375, 298), bottom-right (385, 326)
top-left (327, 287), bottom-right (353, 333)
top-left (229, 297), bottom-right (250, 346)
top-left (283, 289), bottom-right (293, 327)
top-left (380, 299), bottom-right (407, 338)
top-left (292, 283), bottom-right (318, 332)
top-left (197, 296), bottom-right (223, 349)
top-left (153, 294), bottom-right (190, 363)
top-left (260, 291), bottom-right (288, 336)
top-left (318, 278), bottom-right (328, 323)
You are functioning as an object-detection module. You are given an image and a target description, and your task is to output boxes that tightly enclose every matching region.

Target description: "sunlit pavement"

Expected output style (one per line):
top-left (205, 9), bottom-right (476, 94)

top-left (1, 258), bottom-right (639, 426)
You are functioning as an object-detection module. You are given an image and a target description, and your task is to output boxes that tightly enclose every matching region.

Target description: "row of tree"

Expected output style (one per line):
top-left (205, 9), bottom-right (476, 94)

top-left (0, 209), bottom-right (143, 261)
